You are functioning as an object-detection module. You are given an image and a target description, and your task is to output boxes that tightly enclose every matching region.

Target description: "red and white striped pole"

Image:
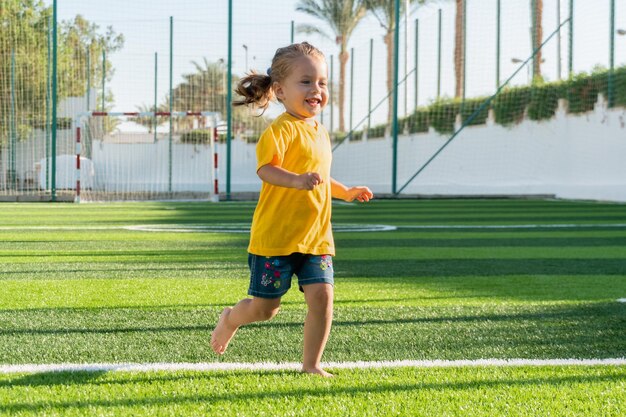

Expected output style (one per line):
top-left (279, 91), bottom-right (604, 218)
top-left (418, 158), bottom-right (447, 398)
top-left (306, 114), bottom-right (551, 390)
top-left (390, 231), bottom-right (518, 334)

top-left (213, 126), bottom-right (219, 200)
top-left (75, 123), bottom-right (81, 203)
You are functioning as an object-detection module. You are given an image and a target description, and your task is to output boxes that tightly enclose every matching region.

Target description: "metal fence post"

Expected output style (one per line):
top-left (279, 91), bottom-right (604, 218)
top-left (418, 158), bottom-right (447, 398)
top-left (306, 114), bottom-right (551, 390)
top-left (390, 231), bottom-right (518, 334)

top-left (330, 55), bottom-right (334, 137)
top-left (557, 0), bottom-right (562, 80)
top-left (368, 39), bottom-right (373, 133)
top-left (226, 0), bottom-right (233, 199)
top-left (154, 52), bottom-right (158, 142)
top-left (496, 0), bottom-right (501, 88)
top-left (169, 16), bottom-right (173, 193)
top-left (414, 19), bottom-right (419, 110)
top-left (10, 50), bottom-right (16, 190)
top-left (86, 47), bottom-right (91, 110)
top-left (349, 47), bottom-right (354, 134)
top-left (568, 0), bottom-right (574, 77)
top-left (392, 0), bottom-right (400, 194)
top-left (437, 9), bottom-right (442, 98)
top-left (608, 0), bottom-right (615, 108)
top-left (51, 0), bottom-right (58, 201)
top-left (101, 50), bottom-right (106, 111)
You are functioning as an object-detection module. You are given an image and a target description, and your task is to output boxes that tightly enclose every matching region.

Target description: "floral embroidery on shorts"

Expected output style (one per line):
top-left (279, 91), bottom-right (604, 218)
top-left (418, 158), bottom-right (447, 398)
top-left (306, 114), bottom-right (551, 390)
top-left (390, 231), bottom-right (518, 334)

top-left (261, 258), bottom-right (282, 288)
top-left (261, 273), bottom-right (272, 287)
top-left (320, 255), bottom-right (333, 271)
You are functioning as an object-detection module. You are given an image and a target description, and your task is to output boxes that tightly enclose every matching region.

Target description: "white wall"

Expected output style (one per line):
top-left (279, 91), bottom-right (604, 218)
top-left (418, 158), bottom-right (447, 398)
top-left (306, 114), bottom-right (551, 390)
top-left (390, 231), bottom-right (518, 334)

top-left (224, 101), bottom-right (626, 202)
top-left (10, 97), bottom-right (626, 202)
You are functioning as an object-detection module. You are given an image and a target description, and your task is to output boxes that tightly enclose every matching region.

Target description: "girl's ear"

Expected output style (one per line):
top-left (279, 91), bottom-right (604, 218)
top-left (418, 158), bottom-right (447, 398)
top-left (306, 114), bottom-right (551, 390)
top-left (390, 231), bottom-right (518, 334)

top-left (273, 81), bottom-right (285, 102)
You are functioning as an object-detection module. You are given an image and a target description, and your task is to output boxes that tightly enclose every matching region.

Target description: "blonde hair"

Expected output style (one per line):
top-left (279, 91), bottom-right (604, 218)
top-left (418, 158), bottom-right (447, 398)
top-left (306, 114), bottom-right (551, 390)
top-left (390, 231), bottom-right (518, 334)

top-left (233, 42), bottom-right (325, 112)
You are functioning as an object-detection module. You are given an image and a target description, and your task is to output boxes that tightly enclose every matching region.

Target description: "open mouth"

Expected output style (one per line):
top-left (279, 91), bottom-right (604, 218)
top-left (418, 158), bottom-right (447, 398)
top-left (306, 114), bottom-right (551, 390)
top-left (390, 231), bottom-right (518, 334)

top-left (306, 98), bottom-right (321, 106)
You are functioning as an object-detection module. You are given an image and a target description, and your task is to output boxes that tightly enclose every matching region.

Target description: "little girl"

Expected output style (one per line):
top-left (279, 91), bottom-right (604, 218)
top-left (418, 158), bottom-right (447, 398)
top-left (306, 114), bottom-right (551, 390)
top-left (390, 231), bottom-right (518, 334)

top-left (210, 42), bottom-right (373, 377)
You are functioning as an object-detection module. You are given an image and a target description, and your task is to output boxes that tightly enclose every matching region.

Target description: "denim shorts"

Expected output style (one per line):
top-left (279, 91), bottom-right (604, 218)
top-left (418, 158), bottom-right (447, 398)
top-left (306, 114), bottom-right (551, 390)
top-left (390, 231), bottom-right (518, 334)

top-left (248, 253), bottom-right (334, 299)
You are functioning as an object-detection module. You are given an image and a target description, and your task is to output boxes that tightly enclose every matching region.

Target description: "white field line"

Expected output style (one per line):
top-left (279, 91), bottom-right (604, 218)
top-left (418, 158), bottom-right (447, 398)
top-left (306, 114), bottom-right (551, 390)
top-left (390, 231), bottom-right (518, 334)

top-left (398, 223), bottom-right (626, 229)
top-left (3, 223), bottom-right (626, 232)
top-left (124, 224), bottom-right (397, 233)
top-left (0, 226), bottom-right (122, 231)
top-left (1, 358), bottom-right (625, 374)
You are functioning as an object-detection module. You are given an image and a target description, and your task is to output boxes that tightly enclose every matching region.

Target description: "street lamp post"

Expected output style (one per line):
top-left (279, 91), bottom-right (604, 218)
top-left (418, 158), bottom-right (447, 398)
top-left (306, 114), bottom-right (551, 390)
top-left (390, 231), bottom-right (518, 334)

top-left (511, 58), bottom-right (529, 84)
top-left (512, 57), bottom-right (545, 85)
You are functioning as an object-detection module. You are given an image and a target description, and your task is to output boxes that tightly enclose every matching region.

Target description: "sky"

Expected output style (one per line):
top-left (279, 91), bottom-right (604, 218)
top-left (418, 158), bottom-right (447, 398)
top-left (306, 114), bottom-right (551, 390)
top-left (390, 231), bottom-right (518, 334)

top-left (48, 0), bottom-right (625, 130)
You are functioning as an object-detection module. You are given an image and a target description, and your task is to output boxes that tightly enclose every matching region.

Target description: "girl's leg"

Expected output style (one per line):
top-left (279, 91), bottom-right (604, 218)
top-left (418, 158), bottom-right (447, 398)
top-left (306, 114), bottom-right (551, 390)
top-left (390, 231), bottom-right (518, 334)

top-left (211, 297), bottom-right (281, 355)
top-left (301, 283), bottom-right (334, 377)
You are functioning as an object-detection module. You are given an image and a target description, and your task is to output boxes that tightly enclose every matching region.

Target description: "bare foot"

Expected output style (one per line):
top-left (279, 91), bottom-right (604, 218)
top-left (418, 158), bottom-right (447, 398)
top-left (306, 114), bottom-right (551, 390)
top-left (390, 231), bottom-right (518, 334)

top-left (210, 307), bottom-right (238, 355)
top-left (301, 367), bottom-right (334, 378)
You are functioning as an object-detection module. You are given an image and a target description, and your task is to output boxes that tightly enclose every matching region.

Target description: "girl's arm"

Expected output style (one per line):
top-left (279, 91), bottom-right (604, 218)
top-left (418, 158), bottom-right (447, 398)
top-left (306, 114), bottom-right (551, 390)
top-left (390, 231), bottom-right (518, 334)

top-left (257, 164), bottom-right (323, 190)
top-left (331, 177), bottom-right (373, 202)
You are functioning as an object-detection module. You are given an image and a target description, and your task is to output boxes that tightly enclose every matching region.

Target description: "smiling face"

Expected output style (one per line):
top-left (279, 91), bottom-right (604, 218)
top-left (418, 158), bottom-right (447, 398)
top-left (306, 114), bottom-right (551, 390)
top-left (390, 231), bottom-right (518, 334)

top-left (273, 55), bottom-right (328, 122)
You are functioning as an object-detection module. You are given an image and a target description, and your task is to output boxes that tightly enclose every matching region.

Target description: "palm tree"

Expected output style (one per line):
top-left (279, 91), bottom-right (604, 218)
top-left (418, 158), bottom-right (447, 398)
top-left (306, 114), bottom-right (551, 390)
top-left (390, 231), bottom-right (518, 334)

top-left (295, 0), bottom-right (367, 133)
top-left (454, 0), bottom-right (465, 98)
top-left (532, 0), bottom-right (543, 81)
top-left (363, 0), bottom-right (424, 123)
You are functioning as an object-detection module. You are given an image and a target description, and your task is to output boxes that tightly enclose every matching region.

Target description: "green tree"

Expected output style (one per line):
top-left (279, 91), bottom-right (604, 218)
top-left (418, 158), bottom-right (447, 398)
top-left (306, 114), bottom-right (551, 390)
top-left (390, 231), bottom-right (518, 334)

top-left (59, 14), bottom-right (124, 109)
top-left (0, 0), bottom-right (51, 143)
top-left (295, 0), bottom-right (367, 133)
top-left (0, 0), bottom-right (124, 145)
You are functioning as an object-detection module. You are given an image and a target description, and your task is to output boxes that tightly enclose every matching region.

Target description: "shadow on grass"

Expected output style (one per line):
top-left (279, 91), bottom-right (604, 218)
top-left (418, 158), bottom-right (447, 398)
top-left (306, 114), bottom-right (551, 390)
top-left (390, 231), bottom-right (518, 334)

top-left (0, 369), bottom-right (294, 388)
top-left (1, 302), bottom-right (622, 336)
top-left (2, 371), bottom-right (624, 414)
top-left (335, 258), bottom-right (626, 278)
top-left (0, 264), bottom-right (242, 278)
top-left (254, 302), bottom-right (625, 329)
top-left (0, 296), bottom-right (459, 316)
top-left (337, 236), bottom-right (626, 248)
top-left (0, 371), bottom-right (108, 388)
top-left (0, 249), bottom-right (242, 259)
top-left (0, 324), bottom-right (212, 336)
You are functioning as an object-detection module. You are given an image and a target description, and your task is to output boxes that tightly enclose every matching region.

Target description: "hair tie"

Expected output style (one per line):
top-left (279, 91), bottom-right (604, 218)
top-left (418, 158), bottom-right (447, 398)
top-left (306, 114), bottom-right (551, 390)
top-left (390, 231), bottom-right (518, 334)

top-left (266, 68), bottom-right (272, 77)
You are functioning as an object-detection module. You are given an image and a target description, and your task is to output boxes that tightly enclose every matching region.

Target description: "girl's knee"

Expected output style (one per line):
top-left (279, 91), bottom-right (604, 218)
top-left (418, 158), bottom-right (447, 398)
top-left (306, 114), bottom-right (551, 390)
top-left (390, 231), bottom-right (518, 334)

top-left (251, 298), bottom-right (281, 321)
top-left (305, 284), bottom-right (334, 310)
top-left (259, 306), bottom-right (280, 321)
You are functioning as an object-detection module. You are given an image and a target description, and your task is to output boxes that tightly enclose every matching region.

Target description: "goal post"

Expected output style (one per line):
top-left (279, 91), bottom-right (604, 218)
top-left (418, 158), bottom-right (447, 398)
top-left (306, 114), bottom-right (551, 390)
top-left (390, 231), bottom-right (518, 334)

top-left (73, 111), bottom-right (220, 203)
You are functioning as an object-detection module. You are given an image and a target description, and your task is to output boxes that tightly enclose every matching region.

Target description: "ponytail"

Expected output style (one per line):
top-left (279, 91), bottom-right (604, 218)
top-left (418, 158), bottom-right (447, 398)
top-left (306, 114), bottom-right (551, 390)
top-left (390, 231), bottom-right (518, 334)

top-left (233, 72), bottom-right (274, 111)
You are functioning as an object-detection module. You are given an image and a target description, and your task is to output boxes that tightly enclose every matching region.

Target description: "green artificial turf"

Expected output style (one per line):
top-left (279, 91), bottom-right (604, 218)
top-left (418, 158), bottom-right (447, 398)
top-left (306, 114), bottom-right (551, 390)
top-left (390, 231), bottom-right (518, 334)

top-left (0, 366), bottom-right (624, 416)
top-left (0, 199), bottom-right (625, 415)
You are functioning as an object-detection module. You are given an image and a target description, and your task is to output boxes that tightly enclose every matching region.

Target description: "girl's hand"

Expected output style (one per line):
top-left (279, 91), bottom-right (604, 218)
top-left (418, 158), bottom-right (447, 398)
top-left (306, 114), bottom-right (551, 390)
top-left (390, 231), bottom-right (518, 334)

top-left (344, 186), bottom-right (373, 202)
top-left (296, 172), bottom-right (323, 190)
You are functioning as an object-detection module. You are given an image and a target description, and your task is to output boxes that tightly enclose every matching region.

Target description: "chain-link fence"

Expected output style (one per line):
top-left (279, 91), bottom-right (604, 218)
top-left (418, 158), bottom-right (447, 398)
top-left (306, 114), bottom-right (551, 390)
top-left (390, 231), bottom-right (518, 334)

top-left (1, 0), bottom-right (624, 201)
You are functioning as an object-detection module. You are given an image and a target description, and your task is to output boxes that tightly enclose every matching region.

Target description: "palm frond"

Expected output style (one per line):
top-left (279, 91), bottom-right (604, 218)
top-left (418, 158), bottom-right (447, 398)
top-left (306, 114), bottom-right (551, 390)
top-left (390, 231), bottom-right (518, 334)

top-left (296, 23), bottom-right (333, 42)
top-left (295, 0), bottom-right (367, 41)
top-left (295, 0), bottom-right (327, 20)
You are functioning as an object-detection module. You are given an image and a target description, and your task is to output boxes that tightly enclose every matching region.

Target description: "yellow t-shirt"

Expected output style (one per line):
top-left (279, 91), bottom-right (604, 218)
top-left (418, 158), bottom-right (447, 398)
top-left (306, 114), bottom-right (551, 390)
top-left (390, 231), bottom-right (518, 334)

top-left (248, 112), bottom-right (335, 256)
